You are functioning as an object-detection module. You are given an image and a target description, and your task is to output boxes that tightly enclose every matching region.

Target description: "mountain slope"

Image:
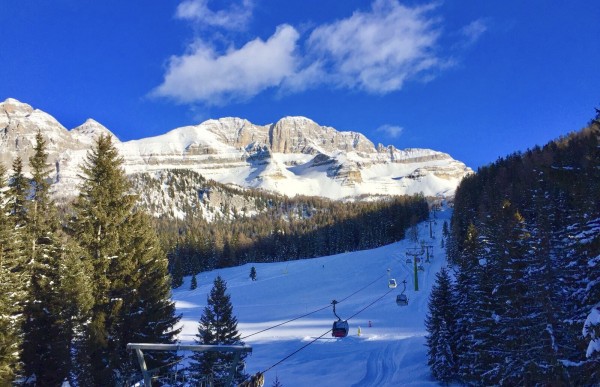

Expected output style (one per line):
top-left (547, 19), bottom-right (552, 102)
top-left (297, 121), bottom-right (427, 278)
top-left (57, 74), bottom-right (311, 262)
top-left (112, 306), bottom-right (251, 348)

top-left (0, 98), bottom-right (471, 202)
top-left (170, 208), bottom-right (450, 386)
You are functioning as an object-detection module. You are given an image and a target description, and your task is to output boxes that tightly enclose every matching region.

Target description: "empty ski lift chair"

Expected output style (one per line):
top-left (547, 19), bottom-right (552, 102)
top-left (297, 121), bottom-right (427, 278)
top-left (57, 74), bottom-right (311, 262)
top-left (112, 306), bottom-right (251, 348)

top-left (388, 279), bottom-right (397, 288)
top-left (418, 265), bottom-right (425, 271)
top-left (406, 258), bottom-right (412, 264)
top-left (331, 300), bottom-right (349, 338)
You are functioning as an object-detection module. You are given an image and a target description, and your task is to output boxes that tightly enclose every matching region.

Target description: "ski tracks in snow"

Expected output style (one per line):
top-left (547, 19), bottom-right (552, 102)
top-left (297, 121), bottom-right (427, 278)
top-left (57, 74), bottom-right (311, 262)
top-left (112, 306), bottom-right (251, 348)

top-left (352, 342), bottom-right (398, 387)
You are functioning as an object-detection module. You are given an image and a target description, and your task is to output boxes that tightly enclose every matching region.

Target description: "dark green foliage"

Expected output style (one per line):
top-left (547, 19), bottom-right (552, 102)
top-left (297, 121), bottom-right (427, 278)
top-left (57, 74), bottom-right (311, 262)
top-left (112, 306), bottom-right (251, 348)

top-left (443, 115), bottom-right (600, 384)
top-left (70, 135), bottom-right (180, 385)
top-left (20, 132), bottom-right (94, 385)
top-left (250, 266), bottom-right (257, 281)
top-left (190, 276), bottom-right (246, 386)
top-left (191, 274), bottom-right (198, 290)
top-left (425, 267), bottom-right (455, 383)
top-left (0, 164), bottom-right (25, 383)
top-left (8, 156), bottom-right (28, 227)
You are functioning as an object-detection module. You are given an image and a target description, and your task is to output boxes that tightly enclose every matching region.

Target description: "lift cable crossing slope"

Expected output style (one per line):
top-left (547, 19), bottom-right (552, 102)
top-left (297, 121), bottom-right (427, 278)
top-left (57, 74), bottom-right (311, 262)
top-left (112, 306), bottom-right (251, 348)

top-left (240, 272), bottom-right (388, 340)
top-left (257, 286), bottom-right (396, 378)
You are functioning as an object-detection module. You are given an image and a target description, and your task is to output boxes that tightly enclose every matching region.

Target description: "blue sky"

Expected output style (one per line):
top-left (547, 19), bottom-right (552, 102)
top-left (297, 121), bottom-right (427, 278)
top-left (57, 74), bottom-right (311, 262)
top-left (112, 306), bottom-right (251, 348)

top-left (1, 0), bottom-right (598, 169)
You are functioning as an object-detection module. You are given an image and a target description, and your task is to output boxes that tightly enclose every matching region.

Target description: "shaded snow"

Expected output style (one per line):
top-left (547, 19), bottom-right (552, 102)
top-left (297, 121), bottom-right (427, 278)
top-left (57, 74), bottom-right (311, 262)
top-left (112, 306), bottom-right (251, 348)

top-left (583, 304), bottom-right (600, 358)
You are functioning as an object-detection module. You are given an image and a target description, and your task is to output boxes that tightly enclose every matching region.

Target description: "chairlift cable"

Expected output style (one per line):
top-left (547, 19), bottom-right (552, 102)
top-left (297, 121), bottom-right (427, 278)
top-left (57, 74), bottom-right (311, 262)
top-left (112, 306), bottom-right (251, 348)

top-left (240, 304), bottom-right (332, 340)
top-left (337, 272), bottom-right (387, 303)
top-left (345, 288), bottom-right (395, 321)
top-left (258, 287), bottom-right (395, 376)
top-left (239, 273), bottom-right (386, 339)
top-left (261, 328), bottom-right (333, 374)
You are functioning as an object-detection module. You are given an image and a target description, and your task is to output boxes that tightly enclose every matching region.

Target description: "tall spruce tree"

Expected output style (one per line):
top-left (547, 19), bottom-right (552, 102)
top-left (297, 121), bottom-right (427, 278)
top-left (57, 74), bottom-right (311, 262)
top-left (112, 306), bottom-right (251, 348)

top-left (190, 275), bottom-right (247, 386)
top-left (0, 163), bottom-right (25, 383)
top-left (20, 132), bottom-right (70, 385)
top-left (425, 267), bottom-right (456, 383)
top-left (19, 132), bottom-right (94, 385)
top-left (451, 221), bottom-right (498, 384)
top-left (8, 156), bottom-right (28, 229)
top-left (71, 134), bottom-right (180, 385)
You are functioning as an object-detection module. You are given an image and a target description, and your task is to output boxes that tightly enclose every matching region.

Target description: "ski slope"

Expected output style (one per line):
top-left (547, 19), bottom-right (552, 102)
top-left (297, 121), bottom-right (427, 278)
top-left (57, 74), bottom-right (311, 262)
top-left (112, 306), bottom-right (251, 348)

top-left (172, 208), bottom-right (451, 386)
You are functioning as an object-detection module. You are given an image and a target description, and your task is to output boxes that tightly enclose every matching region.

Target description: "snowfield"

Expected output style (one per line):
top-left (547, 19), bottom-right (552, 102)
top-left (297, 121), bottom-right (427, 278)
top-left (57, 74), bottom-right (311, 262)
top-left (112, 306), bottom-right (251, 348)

top-left (171, 209), bottom-right (451, 386)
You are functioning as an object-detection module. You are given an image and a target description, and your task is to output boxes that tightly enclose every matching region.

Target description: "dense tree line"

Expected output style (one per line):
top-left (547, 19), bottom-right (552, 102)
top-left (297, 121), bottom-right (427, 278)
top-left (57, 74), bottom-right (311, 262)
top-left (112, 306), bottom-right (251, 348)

top-left (0, 134), bottom-right (180, 385)
top-left (426, 112), bottom-right (600, 384)
top-left (155, 192), bottom-right (429, 286)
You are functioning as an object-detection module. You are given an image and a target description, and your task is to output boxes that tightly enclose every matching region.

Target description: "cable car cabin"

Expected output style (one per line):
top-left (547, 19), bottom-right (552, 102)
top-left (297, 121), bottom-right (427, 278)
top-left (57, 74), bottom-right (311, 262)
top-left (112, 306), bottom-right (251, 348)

top-left (332, 320), bottom-right (349, 338)
top-left (396, 294), bottom-right (409, 306)
top-left (388, 279), bottom-right (397, 288)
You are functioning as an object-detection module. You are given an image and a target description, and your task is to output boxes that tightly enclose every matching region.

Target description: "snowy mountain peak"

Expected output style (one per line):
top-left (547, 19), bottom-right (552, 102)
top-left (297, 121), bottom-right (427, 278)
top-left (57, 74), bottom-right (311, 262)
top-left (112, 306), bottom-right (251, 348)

top-left (0, 98), bottom-right (473, 202)
top-left (1, 97), bottom-right (34, 117)
top-left (71, 118), bottom-right (120, 145)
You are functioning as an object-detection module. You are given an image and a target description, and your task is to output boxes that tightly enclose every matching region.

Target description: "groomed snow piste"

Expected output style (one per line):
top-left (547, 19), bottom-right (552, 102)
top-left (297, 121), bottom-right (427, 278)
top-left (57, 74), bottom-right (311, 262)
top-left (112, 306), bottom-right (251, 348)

top-left (172, 209), bottom-right (451, 386)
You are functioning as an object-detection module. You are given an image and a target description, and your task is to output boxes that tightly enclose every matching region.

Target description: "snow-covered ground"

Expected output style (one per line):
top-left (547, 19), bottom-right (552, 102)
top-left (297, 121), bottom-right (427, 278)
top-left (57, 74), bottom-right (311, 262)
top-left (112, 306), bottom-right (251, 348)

top-left (171, 209), bottom-right (451, 386)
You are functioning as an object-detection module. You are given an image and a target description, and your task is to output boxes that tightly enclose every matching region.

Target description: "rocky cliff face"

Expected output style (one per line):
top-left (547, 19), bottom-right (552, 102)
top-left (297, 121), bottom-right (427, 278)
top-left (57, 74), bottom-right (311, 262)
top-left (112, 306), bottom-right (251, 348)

top-left (0, 98), bottom-right (473, 201)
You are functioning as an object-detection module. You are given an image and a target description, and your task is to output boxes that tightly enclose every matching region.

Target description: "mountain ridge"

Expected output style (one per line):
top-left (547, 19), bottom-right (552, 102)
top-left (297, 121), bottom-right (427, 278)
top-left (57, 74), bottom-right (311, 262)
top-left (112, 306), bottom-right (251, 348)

top-left (0, 97), bottom-right (472, 201)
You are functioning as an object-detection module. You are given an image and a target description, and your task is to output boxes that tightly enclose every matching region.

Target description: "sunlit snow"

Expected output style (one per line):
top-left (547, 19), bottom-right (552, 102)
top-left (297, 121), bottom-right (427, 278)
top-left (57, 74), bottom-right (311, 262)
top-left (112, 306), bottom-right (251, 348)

top-left (170, 208), bottom-right (451, 386)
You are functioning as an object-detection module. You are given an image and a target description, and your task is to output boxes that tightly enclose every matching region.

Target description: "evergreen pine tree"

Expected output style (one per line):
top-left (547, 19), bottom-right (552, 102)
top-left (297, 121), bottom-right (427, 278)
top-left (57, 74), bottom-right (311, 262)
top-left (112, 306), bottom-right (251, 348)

top-left (191, 274), bottom-right (198, 290)
top-left (190, 275), bottom-right (247, 386)
top-left (71, 134), bottom-right (180, 385)
top-left (115, 211), bottom-right (181, 381)
top-left (8, 156), bottom-right (28, 228)
top-left (425, 267), bottom-right (456, 383)
top-left (21, 132), bottom-right (94, 385)
top-left (451, 222), bottom-right (497, 384)
top-left (0, 164), bottom-right (25, 383)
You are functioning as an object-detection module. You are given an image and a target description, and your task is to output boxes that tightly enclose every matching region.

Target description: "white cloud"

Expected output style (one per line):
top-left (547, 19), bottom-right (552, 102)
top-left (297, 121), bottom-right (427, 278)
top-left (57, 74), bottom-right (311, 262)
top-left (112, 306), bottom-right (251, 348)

top-left (460, 19), bottom-right (487, 46)
top-left (152, 25), bottom-right (300, 104)
top-left (376, 124), bottom-right (404, 138)
top-left (303, 0), bottom-right (444, 93)
top-left (155, 0), bottom-right (482, 104)
top-left (176, 0), bottom-right (254, 30)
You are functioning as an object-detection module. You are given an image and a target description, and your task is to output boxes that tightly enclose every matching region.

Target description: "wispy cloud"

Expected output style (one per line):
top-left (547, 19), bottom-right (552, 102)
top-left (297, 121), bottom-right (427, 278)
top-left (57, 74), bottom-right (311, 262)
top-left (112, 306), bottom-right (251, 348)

top-left (154, 0), bottom-right (483, 105)
top-left (376, 124), bottom-right (404, 138)
top-left (303, 0), bottom-right (443, 93)
top-left (175, 0), bottom-right (254, 30)
top-left (152, 25), bottom-right (299, 104)
top-left (460, 19), bottom-right (488, 47)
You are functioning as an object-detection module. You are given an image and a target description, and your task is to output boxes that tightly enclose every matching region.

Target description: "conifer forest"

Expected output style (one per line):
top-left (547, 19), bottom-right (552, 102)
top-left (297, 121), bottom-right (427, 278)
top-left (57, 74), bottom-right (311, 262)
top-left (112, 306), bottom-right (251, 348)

top-left (425, 112), bottom-right (600, 384)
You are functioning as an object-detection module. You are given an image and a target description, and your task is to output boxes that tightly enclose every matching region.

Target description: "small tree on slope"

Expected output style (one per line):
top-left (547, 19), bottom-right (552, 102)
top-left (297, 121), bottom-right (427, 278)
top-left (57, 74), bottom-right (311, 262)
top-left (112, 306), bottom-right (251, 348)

top-left (190, 275), bottom-right (247, 386)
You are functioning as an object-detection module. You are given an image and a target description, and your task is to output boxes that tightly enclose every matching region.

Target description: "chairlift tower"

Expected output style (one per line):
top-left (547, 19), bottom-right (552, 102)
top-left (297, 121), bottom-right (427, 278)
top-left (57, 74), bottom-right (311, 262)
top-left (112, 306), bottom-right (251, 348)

top-left (422, 244), bottom-right (434, 262)
top-left (427, 219), bottom-right (435, 239)
top-left (406, 247), bottom-right (424, 291)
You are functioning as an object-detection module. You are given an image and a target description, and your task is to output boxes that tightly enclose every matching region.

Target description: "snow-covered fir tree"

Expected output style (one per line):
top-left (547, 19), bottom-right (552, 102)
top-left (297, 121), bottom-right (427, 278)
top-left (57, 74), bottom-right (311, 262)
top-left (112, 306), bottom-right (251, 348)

top-left (447, 115), bottom-right (600, 384)
top-left (425, 267), bottom-right (455, 383)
